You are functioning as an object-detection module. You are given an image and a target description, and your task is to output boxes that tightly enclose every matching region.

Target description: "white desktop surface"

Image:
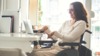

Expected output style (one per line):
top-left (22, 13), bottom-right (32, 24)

top-left (0, 33), bottom-right (41, 52)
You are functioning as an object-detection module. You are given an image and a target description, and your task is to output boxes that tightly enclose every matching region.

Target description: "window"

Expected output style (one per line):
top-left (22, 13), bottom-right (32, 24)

top-left (91, 0), bottom-right (100, 55)
top-left (38, 0), bottom-right (85, 31)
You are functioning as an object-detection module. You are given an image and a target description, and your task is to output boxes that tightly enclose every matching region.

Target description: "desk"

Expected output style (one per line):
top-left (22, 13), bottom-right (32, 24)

top-left (0, 33), bottom-right (40, 52)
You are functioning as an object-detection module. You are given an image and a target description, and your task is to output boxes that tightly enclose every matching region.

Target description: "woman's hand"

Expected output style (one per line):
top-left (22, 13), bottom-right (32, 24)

top-left (47, 31), bottom-right (55, 38)
top-left (38, 26), bottom-right (48, 33)
top-left (41, 26), bottom-right (48, 31)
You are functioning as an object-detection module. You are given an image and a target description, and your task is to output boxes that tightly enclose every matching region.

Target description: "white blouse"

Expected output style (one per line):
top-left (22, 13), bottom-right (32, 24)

top-left (45, 20), bottom-right (86, 43)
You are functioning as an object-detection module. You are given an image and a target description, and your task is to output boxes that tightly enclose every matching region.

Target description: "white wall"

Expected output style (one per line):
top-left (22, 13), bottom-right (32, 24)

top-left (85, 0), bottom-right (91, 49)
top-left (0, 0), bottom-right (1, 14)
top-left (0, 0), bottom-right (29, 32)
top-left (1, 0), bottom-right (20, 32)
top-left (20, 0), bottom-right (29, 21)
top-left (20, 0), bottom-right (29, 31)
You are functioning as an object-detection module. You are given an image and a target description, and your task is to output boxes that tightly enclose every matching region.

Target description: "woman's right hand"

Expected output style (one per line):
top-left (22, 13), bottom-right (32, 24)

top-left (47, 31), bottom-right (55, 38)
top-left (42, 26), bottom-right (48, 31)
top-left (38, 26), bottom-right (48, 33)
top-left (41, 26), bottom-right (48, 31)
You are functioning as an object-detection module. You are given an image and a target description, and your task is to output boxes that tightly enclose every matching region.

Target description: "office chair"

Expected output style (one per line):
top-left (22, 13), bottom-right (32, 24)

top-left (32, 30), bottom-right (92, 56)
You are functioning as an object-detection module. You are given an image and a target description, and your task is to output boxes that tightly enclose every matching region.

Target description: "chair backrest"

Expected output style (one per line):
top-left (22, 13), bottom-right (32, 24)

top-left (78, 30), bottom-right (92, 56)
top-left (80, 30), bottom-right (92, 44)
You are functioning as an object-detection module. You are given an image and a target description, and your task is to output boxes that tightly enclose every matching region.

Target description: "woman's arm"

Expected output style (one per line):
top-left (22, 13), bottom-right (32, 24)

top-left (52, 21), bottom-right (86, 42)
top-left (47, 21), bottom-right (67, 40)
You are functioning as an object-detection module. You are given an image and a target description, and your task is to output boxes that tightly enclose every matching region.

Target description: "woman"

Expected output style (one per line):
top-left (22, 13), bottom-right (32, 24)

top-left (30, 1), bottom-right (88, 56)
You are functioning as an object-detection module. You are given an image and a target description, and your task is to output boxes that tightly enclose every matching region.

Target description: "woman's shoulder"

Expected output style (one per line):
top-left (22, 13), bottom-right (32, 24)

top-left (76, 20), bottom-right (86, 24)
top-left (74, 20), bottom-right (86, 26)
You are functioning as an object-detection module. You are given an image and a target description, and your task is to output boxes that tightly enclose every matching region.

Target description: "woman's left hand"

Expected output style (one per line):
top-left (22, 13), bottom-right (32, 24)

top-left (47, 31), bottom-right (55, 38)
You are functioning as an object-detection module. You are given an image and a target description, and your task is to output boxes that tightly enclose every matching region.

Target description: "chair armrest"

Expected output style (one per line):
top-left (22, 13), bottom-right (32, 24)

top-left (59, 40), bottom-right (86, 46)
top-left (33, 40), bottom-right (86, 47)
top-left (59, 42), bottom-right (80, 46)
top-left (39, 40), bottom-right (57, 44)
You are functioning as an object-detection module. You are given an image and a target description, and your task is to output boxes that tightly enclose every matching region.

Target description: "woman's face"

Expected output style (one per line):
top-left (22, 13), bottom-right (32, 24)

top-left (69, 5), bottom-right (75, 19)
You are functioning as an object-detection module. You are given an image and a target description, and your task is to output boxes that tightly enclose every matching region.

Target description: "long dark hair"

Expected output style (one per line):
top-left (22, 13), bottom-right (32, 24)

top-left (71, 2), bottom-right (88, 27)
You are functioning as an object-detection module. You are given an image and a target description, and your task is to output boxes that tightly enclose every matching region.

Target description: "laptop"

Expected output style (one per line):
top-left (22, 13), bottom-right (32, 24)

top-left (23, 20), bottom-right (43, 36)
top-left (24, 20), bottom-right (34, 34)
